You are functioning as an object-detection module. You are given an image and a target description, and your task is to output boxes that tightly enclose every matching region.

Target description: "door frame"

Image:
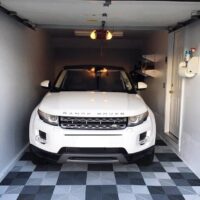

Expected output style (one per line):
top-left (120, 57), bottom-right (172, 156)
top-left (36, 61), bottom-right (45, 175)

top-left (164, 29), bottom-right (185, 152)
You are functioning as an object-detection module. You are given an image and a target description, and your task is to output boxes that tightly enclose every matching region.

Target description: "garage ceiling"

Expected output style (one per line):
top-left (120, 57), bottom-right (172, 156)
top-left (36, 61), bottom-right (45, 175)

top-left (1, 0), bottom-right (200, 30)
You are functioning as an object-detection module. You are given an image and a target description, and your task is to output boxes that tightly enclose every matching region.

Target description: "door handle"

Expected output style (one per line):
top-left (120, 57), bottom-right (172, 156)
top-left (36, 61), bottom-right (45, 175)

top-left (169, 90), bottom-right (173, 94)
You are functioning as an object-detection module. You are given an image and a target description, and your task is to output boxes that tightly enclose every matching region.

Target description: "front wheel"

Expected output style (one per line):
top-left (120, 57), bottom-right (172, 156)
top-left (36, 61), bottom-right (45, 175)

top-left (30, 148), bottom-right (48, 165)
top-left (127, 147), bottom-right (155, 165)
top-left (137, 147), bottom-right (155, 165)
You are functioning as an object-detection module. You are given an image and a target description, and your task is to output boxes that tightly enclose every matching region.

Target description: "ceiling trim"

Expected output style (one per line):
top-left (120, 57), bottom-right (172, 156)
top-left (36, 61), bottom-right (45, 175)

top-left (97, 0), bottom-right (200, 2)
top-left (38, 24), bottom-right (167, 31)
top-left (0, 5), bottom-right (36, 30)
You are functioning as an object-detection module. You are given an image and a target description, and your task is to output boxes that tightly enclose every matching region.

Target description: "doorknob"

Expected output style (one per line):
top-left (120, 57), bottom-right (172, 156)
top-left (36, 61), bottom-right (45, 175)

top-left (169, 90), bottom-right (173, 94)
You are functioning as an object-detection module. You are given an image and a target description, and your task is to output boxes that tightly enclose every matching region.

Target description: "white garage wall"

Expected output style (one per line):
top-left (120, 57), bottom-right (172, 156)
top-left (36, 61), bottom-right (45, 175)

top-left (54, 48), bottom-right (141, 76)
top-left (178, 21), bottom-right (200, 177)
top-left (0, 13), bottom-right (53, 179)
top-left (140, 31), bottom-right (168, 135)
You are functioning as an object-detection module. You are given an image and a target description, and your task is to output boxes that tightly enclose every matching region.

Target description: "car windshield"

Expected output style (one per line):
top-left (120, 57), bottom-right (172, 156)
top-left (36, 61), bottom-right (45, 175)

top-left (53, 67), bottom-right (134, 93)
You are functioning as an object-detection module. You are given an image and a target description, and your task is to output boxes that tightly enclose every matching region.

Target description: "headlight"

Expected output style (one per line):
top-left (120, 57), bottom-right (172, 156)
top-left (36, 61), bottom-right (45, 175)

top-left (128, 111), bottom-right (148, 127)
top-left (38, 110), bottom-right (59, 126)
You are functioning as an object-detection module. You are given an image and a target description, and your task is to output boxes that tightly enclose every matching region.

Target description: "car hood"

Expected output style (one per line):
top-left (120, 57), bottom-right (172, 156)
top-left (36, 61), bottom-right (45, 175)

top-left (39, 91), bottom-right (148, 117)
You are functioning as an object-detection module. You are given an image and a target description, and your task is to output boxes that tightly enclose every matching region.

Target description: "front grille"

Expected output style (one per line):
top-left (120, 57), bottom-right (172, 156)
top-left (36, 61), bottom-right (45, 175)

top-left (59, 117), bottom-right (127, 130)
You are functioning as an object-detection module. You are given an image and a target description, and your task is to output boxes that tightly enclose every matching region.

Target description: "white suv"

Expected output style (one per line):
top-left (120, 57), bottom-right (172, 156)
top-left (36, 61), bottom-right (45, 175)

top-left (29, 66), bottom-right (156, 164)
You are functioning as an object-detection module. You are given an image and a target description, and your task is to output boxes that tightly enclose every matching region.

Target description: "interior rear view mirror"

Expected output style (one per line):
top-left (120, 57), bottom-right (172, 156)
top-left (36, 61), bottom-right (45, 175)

top-left (40, 80), bottom-right (50, 88)
top-left (137, 82), bottom-right (148, 90)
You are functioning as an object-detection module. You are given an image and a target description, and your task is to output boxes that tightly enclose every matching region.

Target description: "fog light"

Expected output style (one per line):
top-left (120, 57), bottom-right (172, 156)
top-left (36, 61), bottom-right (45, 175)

top-left (35, 131), bottom-right (47, 144)
top-left (139, 132), bottom-right (147, 145)
top-left (39, 130), bottom-right (46, 140)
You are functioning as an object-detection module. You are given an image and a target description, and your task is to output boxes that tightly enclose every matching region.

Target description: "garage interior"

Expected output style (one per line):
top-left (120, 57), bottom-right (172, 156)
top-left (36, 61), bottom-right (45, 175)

top-left (1, 0), bottom-right (200, 199)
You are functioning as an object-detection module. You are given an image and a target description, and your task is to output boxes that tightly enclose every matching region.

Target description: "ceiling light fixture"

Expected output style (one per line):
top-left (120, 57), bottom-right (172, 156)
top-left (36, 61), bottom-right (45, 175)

top-left (90, 30), bottom-right (112, 40)
top-left (90, 20), bottom-right (113, 40)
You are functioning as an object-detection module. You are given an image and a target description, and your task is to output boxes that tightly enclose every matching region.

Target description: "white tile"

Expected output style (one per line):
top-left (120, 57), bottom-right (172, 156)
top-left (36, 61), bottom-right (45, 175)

top-left (193, 187), bottom-right (200, 195)
top-left (131, 186), bottom-right (150, 194)
top-left (117, 185), bottom-right (132, 194)
top-left (144, 178), bottom-right (161, 186)
top-left (118, 193), bottom-right (136, 200)
top-left (183, 195), bottom-right (200, 200)
top-left (0, 186), bottom-right (9, 195)
top-left (154, 172), bottom-right (170, 179)
top-left (0, 194), bottom-right (19, 200)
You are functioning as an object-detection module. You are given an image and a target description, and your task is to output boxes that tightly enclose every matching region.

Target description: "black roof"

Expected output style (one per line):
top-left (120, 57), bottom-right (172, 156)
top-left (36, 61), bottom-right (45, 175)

top-left (63, 65), bottom-right (125, 71)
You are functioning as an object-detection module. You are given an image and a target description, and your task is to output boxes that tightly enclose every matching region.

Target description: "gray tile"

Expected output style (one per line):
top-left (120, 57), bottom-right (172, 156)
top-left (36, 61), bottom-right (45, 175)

top-left (14, 161), bottom-right (27, 167)
top-left (135, 194), bottom-right (153, 200)
top-left (178, 186), bottom-right (197, 195)
top-left (178, 167), bottom-right (193, 173)
top-left (86, 185), bottom-right (118, 200)
top-left (160, 162), bottom-right (174, 167)
top-left (162, 186), bottom-right (181, 195)
top-left (86, 171), bottom-right (116, 185)
top-left (19, 161), bottom-right (36, 172)
top-left (41, 178), bottom-right (58, 185)
top-left (155, 146), bottom-right (173, 153)
top-left (163, 166), bottom-right (179, 173)
top-left (29, 172), bottom-right (47, 179)
top-left (142, 172), bottom-right (156, 178)
top-left (53, 186), bottom-right (70, 194)
top-left (10, 166), bottom-right (22, 172)
top-left (40, 172), bottom-right (59, 185)
top-left (153, 155), bottom-right (159, 162)
top-left (150, 194), bottom-right (170, 200)
top-left (57, 172), bottom-right (87, 185)
top-left (113, 164), bottom-right (140, 172)
top-left (61, 163), bottom-right (87, 171)
top-left (159, 179), bottom-right (176, 186)
top-left (172, 162), bottom-right (188, 168)
top-left (5, 186), bottom-right (23, 194)
top-left (26, 178), bottom-right (42, 185)
top-left (1, 140), bottom-right (200, 200)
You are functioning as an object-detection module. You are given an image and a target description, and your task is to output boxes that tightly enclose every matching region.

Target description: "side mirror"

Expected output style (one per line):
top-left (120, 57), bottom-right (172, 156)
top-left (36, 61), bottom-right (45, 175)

top-left (137, 82), bottom-right (148, 90)
top-left (40, 80), bottom-right (50, 88)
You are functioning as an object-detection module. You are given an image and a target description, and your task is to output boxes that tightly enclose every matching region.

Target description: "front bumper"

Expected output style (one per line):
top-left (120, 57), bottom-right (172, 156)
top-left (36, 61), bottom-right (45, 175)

top-left (30, 144), bottom-right (155, 163)
top-left (29, 107), bottom-right (156, 158)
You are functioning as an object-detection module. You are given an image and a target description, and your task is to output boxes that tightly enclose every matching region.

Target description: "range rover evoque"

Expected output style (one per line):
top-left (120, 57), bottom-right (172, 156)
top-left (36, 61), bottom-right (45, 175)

top-left (29, 65), bottom-right (156, 164)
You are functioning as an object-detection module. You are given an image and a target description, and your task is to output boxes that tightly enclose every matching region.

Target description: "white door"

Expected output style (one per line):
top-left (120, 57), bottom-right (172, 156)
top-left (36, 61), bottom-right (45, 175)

top-left (169, 30), bottom-right (184, 139)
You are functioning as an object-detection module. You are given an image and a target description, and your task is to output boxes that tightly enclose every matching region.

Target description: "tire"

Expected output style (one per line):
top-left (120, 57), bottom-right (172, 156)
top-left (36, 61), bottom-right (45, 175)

top-left (30, 149), bottom-right (48, 165)
top-left (138, 148), bottom-right (154, 165)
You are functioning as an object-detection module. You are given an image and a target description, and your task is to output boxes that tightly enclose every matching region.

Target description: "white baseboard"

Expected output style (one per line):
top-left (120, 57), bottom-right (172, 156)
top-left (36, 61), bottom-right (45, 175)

top-left (0, 143), bottom-right (29, 182)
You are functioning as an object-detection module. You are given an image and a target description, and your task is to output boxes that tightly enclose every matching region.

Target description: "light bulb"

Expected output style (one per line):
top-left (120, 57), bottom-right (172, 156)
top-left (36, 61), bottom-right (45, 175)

top-left (106, 31), bottom-right (112, 40)
top-left (90, 30), bottom-right (97, 40)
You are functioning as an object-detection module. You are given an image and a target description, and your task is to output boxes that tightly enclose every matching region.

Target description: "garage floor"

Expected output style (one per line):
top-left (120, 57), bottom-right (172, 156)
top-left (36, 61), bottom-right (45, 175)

top-left (0, 140), bottom-right (200, 200)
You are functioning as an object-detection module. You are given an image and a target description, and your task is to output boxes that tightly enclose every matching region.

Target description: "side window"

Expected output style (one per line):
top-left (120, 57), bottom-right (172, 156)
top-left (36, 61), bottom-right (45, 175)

top-left (121, 71), bottom-right (133, 91)
top-left (55, 70), bottom-right (67, 88)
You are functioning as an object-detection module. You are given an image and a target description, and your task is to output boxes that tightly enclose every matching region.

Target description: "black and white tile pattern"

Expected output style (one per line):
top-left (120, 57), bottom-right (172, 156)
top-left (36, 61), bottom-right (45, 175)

top-left (1, 140), bottom-right (200, 200)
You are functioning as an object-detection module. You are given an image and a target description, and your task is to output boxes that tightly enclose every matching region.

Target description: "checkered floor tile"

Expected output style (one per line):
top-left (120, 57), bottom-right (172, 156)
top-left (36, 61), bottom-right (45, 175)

top-left (0, 139), bottom-right (200, 200)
